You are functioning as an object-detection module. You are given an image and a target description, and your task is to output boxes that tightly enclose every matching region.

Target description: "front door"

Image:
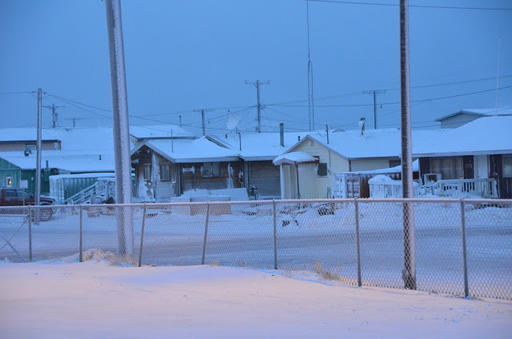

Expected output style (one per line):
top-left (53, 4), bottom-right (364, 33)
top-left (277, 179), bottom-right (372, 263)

top-left (463, 156), bottom-right (474, 179)
top-left (490, 154), bottom-right (512, 199)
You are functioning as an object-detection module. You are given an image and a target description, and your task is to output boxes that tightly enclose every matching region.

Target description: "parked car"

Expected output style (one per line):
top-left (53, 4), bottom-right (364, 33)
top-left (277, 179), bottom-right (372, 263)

top-left (0, 188), bottom-right (55, 221)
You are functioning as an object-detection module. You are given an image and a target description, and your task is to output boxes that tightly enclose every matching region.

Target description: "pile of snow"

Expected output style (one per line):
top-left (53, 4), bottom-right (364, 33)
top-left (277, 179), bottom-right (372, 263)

top-left (56, 249), bottom-right (136, 266)
top-left (179, 188), bottom-right (249, 202)
top-left (368, 174), bottom-right (396, 184)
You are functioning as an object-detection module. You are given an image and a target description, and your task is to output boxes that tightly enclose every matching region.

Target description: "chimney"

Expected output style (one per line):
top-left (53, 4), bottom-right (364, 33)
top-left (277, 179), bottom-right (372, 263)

top-left (279, 123), bottom-right (284, 147)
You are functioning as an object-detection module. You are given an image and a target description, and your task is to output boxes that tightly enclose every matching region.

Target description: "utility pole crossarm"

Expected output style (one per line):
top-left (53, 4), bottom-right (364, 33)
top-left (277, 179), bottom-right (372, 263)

top-left (43, 104), bottom-right (64, 128)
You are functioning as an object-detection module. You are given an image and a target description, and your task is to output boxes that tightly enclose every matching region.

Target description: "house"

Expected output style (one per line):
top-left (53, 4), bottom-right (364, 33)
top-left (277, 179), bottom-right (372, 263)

top-left (130, 137), bottom-right (241, 201)
top-left (130, 129), bottom-right (314, 201)
top-left (273, 128), bottom-right (434, 199)
top-left (212, 130), bottom-right (311, 198)
top-left (436, 107), bottom-right (512, 129)
top-left (0, 124), bottom-right (186, 196)
top-left (414, 116), bottom-right (512, 198)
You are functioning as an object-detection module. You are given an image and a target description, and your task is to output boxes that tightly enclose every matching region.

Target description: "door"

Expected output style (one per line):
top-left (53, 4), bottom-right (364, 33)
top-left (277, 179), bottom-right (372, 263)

top-left (463, 156), bottom-right (474, 179)
top-left (490, 154), bottom-right (512, 199)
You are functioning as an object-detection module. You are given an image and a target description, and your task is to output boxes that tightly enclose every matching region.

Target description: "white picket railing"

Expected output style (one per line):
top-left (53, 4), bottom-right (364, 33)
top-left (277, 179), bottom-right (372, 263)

top-left (369, 178), bottom-right (498, 198)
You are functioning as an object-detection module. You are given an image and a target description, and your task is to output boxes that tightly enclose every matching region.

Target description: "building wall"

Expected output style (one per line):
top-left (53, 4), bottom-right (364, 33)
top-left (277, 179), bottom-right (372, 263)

top-left (440, 114), bottom-right (481, 129)
top-left (292, 138), bottom-right (350, 198)
top-left (181, 161), bottom-right (243, 192)
top-left (280, 164), bottom-right (297, 199)
top-left (0, 140), bottom-right (61, 153)
top-left (350, 158), bottom-right (396, 171)
top-left (284, 138), bottom-right (404, 198)
top-left (0, 158), bottom-right (21, 189)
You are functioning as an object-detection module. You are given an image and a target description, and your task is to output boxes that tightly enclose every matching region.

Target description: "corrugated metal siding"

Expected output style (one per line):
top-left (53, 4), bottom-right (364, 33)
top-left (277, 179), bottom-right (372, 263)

top-left (248, 161), bottom-right (280, 197)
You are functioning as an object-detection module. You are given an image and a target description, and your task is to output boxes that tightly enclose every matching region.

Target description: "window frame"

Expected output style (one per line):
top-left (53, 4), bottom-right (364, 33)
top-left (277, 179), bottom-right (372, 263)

top-left (201, 162), bottom-right (222, 178)
top-left (143, 163), bottom-right (152, 181)
top-left (159, 163), bottom-right (171, 181)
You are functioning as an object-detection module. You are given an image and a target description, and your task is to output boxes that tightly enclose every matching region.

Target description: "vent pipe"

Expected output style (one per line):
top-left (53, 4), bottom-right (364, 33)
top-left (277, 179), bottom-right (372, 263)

top-left (359, 117), bottom-right (366, 136)
top-left (279, 123), bottom-right (284, 147)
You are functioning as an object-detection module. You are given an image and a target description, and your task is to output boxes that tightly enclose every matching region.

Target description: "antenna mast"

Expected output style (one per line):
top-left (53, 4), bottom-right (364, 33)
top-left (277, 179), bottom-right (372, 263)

top-left (306, 0), bottom-right (316, 131)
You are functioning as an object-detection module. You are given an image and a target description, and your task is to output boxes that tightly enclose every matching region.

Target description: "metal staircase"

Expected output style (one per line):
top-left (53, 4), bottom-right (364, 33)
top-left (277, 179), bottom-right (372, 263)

top-left (64, 178), bottom-right (116, 205)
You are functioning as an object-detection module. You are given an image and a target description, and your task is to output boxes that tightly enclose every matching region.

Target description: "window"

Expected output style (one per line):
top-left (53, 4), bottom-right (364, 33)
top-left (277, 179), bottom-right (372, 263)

top-left (143, 163), bottom-right (151, 181)
top-left (429, 157), bottom-right (463, 179)
top-left (317, 163), bottom-right (328, 176)
top-left (201, 162), bottom-right (222, 178)
top-left (160, 163), bottom-right (171, 181)
top-left (503, 155), bottom-right (512, 178)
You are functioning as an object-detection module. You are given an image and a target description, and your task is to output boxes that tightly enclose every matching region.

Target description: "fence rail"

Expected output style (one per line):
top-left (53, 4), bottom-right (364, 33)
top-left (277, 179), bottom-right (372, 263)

top-left (0, 198), bottom-right (510, 300)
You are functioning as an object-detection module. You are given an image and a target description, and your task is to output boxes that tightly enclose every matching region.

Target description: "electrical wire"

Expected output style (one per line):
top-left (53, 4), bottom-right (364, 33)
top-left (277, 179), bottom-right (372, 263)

top-left (307, 0), bottom-right (512, 11)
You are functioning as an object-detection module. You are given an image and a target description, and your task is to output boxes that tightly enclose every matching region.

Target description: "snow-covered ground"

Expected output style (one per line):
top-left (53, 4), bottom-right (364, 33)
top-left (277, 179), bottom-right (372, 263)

top-left (1, 201), bottom-right (511, 299)
top-left (0, 256), bottom-right (511, 339)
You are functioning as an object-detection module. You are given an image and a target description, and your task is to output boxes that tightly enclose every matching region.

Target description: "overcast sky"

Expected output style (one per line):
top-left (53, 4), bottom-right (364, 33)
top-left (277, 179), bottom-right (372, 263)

top-left (1, 0), bottom-right (511, 134)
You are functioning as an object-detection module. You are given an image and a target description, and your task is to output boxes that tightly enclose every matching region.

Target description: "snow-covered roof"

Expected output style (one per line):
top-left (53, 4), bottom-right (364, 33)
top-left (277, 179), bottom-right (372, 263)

top-left (413, 116), bottom-right (512, 157)
top-left (129, 124), bottom-right (194, 139)
top-left (214, 131), bottom-right (313, 161)
top-left (284, 128), bottom-right (443, 160)
top-left (132, 137), bottom-right (240, 163)
top-left (273, 152), bottom-right (317, 165)
top-left (0, 151), bottom-right (115, 172)
top-left (436, 107), bottom-right (512, 121)
top-left (282, 116), bottom-right (512, 160)
top-left (0, 127), bottom-right (119, 171)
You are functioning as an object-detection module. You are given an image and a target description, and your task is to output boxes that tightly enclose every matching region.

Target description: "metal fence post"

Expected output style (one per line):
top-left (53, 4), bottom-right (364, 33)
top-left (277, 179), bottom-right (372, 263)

top-left (201, 203), bottom-right (210, 265)
top-left (273, 199), bottom-right (278, 270)
top-left (460, 199), bottom-right (469, 298)
top-left (138, 203), bottom-right (147, 267)
top-left (354, 199), bottom-right (362, 287)
top-left (79, 205), bottom-right (83, 263)
top-left (28, 206), bottom-right (32, 262)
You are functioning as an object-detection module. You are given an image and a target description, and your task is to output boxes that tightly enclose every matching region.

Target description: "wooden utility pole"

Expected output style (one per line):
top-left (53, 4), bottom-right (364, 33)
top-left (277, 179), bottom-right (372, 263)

top-left (364, 90), bottom-right (386, 129)
top-left (400, 0), bottom-right (416, 290)
top-left (193, 109), bottom-right (213, 136)
top-left (105, 0), bottom-right (134, 256)
top-left (35, 88), bottom-right (42, 224)
top-left (245, 80), bottom-right (270, 133)
top-left (306, 0), bottom-right (315, 131)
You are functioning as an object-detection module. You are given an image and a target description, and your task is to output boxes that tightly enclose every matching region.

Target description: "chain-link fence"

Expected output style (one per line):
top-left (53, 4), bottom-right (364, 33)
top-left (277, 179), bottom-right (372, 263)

top-left (1, 198), bottom-right (510, 300)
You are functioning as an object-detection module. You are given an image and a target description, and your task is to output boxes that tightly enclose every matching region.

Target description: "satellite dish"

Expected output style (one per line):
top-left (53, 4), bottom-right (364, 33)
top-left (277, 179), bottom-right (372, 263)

top-left (226, 112), bottom-right (241, 130)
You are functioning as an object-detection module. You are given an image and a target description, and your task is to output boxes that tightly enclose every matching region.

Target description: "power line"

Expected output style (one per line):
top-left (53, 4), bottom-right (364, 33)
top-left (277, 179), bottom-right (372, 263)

top-left (265, 74), bottom-right (512, 106)
top-left (271, 84), bottom-right (512, 108)
top-left (307, 0), bottom-right (512, 11)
